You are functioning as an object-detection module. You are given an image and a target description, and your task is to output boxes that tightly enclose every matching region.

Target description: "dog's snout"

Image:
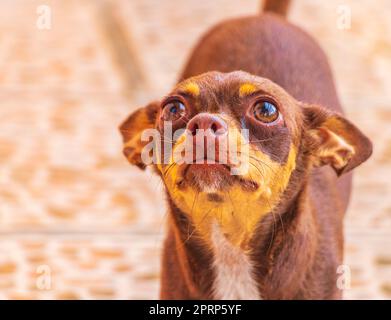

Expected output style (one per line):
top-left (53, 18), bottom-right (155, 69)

top-left (187, 113), bottom-right (227, 137)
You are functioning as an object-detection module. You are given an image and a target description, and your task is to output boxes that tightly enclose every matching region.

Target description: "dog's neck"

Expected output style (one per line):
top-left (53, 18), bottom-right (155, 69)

top-left (166, 184), bottom-right (317, 299)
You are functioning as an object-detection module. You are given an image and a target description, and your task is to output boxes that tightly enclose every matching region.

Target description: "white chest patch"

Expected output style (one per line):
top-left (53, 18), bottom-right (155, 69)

top-left (210, 223), bottom-right (261, 300)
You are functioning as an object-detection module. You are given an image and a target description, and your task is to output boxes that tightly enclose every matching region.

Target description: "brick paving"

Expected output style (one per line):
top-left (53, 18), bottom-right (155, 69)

top-left (0, 0), bottom-right (390, 299)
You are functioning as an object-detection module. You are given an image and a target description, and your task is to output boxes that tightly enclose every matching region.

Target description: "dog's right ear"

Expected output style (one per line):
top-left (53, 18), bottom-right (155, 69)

top-left (302, 104), bottom-right (372, 176)
top-left (119, 101), bottom-right (159, 170)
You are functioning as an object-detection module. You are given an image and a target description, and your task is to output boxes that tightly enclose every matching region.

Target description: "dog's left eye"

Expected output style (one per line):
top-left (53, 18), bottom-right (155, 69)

top-left (253, 100), bottom-right (279, 123)
top-left (162, 100), bottom-right (186, 121)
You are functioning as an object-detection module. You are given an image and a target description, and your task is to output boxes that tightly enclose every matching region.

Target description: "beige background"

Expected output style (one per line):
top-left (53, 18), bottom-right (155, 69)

top-left (0, 0), bottom-right (390, 299)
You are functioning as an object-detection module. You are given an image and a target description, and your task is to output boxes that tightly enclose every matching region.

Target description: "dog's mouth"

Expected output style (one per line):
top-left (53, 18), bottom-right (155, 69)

top-left (186, 157), bottom-right (232, 172)
top-left (176, 157), bottom-right (259, 192)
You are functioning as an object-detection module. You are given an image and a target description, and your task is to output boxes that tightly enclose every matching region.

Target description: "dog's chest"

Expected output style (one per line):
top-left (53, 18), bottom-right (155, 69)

top-left (210, 223), bottom-right (261, 300)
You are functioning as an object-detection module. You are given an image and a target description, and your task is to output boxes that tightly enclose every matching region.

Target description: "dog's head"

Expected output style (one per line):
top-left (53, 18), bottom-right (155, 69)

top-left (120, 71), bottom-right (372, 246)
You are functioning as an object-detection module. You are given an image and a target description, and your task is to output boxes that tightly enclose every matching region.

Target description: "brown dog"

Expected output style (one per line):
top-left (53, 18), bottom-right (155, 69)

top-left (120, 0), bottom-right (372, 299)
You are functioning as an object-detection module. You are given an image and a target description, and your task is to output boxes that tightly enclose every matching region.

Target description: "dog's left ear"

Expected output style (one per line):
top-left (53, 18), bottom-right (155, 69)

top-left (303, 104), bottom-right (372, 176)
top-left (119, 101), bottom-right (159, 169)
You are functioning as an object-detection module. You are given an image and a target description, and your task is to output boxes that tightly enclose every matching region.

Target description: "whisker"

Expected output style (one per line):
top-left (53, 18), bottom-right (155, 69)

top-left (190, 190), bottom-right (199, 219)
top-left (276, 210), bottom-right (285, 241)
top-left (248, 161), bottom-right (266, 181)
top-left (183, 206), bottom-right (213, 245)
top-left (237, 152), bottom-right (278, 176)
top-left (226, 190), bottom-right (236, 218)
top-left (162, 162), bottom-right (177, 180)
top-left (267, 207), bottom-right (277, 254)
top-left (240, 137), bottom-right (281, 145)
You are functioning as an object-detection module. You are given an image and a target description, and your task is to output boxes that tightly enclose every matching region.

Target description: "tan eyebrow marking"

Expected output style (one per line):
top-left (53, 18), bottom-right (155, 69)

top-left (179, 82), bottom-right (200, 97)
top-left (239, 83), bottom-right (258, 97)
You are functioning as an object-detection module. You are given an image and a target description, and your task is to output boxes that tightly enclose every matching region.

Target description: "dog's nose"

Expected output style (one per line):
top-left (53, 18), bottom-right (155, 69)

top-left (187, 113), bottom-right (227, 137)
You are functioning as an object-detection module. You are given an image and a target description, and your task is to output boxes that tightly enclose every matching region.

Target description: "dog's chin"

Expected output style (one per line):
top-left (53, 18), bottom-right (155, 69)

top-left (181, 163), bottom-right (235, 192)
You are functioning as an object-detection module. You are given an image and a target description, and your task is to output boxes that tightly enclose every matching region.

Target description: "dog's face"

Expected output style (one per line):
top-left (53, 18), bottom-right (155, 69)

top-left (120, 71), bottom-right (372, 247)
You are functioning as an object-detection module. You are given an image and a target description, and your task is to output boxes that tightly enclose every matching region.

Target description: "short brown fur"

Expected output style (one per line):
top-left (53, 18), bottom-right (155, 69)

top-left (120, 1), bottom-right (372, 299)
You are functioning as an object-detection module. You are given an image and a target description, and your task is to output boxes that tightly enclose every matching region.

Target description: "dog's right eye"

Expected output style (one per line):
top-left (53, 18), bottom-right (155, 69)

top-left (252, 100), bottom-right (280, 124)
top-left (162, 100), bottom-right (186, 121)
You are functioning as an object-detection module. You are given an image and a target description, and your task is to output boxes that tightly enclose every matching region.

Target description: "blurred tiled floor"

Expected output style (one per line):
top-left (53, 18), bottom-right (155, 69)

top-left (0, 0), bottom-right (390, 299)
